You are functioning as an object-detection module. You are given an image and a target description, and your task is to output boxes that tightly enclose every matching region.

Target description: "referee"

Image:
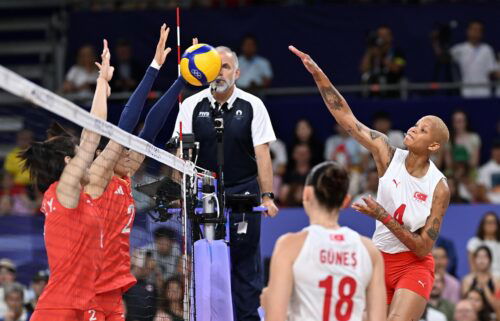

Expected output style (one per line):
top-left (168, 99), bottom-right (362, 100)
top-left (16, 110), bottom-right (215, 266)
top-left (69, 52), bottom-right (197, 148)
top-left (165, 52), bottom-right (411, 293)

top-left (172, 46), bottom-right (279, 321)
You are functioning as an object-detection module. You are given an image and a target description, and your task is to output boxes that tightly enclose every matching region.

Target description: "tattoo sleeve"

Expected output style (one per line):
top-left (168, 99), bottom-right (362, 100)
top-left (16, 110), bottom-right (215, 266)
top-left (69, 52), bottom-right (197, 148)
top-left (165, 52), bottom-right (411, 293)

top-left (318, 85), bottom-right (344, 111)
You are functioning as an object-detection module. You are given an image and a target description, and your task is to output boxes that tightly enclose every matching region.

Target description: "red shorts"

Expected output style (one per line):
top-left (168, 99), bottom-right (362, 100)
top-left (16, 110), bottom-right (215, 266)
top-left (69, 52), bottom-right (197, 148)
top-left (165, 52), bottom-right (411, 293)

top-left (31, 309), bottom-right (86, 321)
top-left (382, 251), bottom-right (435, 305)
top-left (86, 289), bottom-right (125, 321)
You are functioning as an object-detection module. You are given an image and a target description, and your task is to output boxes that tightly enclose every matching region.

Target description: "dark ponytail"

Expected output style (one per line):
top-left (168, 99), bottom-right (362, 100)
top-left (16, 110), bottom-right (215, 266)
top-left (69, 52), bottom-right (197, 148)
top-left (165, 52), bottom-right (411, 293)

top-left (305, 161), bottom-right (349, 211)
top-left (19, 136), bottom-right (76, 192)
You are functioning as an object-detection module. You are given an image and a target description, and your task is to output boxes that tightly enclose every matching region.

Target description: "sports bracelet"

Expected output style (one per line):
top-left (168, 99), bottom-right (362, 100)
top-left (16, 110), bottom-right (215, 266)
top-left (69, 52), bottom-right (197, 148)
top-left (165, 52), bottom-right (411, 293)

top-left (381, 215), bottom-right (392, 225)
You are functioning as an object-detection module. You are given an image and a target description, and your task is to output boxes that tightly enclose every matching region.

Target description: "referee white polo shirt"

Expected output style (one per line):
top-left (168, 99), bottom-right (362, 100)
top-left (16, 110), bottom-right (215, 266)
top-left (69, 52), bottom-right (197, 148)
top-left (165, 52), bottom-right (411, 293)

top-left (172, 86), bottom-right (276, 186)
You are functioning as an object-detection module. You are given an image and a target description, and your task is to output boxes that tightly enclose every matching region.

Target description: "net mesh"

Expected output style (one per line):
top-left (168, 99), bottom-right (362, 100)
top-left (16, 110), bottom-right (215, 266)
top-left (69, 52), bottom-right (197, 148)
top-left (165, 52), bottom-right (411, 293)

top-left (0, 65), bottom-right (201, 321)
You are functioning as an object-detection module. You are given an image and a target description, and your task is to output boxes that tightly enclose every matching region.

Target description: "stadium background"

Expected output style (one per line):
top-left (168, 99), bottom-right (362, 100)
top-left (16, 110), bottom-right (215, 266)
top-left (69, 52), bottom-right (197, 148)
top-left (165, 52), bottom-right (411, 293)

top-left (0, 1), bottom-right (499, 320)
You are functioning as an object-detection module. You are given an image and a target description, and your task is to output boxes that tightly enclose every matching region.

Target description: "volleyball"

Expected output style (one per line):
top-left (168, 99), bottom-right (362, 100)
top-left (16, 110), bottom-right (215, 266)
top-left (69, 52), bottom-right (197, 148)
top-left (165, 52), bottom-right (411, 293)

top-left (180, 44), bottom-right (222, 86)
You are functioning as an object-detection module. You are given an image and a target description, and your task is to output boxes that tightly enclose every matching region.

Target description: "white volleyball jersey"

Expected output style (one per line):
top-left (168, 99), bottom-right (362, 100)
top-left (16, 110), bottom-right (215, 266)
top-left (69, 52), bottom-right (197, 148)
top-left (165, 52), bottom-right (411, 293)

top-left (289, 225), bottom-right (373, 321)
top-left (372, 148), bottom-right (445, 253)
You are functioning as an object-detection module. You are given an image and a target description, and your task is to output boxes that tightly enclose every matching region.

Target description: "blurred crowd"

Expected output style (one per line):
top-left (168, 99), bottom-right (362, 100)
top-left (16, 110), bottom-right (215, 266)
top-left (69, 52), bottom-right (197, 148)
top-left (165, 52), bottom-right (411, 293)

top-left (62, 21), bottom-right (500, 99)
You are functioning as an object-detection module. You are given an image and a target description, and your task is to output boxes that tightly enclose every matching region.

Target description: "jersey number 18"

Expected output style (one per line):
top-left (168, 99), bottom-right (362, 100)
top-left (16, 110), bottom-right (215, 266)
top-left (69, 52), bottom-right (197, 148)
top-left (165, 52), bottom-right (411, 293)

top-left (319, 275), bottom-right (357, 321)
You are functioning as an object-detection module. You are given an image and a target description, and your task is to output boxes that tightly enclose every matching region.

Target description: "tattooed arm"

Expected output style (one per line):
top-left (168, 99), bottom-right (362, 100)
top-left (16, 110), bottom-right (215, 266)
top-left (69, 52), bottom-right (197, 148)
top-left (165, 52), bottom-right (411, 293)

top-left (289, 46), bottom-right (395, 176)
top-left (352, 179), bottom-right (450, 258)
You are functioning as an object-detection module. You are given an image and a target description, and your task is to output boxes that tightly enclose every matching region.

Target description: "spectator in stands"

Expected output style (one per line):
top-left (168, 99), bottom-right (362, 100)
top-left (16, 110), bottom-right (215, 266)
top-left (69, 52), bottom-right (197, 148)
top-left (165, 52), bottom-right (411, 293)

top-left (447, 176), bottom-right (470, 204)
top-left (0, 259), bottom-right (16, 318)
top-left (352, 169), bottom-right (378, 205)
top-left (478, 140), bottom-right (500, 204)
top-left (462, 246), bottom-right (500, 317)
top-left (269, 139), bottom-right (287, 201)
top-left (290, 119), bottom-right (323, 166)
top-left (428, 272), bottom-right (455, 321)
top-left (112, 39), bottom-right (142, 92)
top-left (24, 270), bottom-right (49, 314)
top-left (154, 277), bottom-right (183, 321)
top-left (62, 44), bottom-right (99, 95)
top-left (430, 21), bottom-right (455, 84)
top-left (270, 139), bottom-right (287, 177)
top-left (279, 143), bottom-right (312, 206)
top-left (372, 111), bottom-right (405, 149)
top-left (0, 283), bottom-right (30, 321)
top-left (0, 172), bottom-right (40, 216)
top-left (436, 236), bottom-right (459, 277)
top-left (454, 299), bottom-right (478, 321)
top-left (445, 109), bottom-right (481, 171)
top-left (450, 21), bottom-right (499, 98)
top-left (3, 130), bottom-right (32, 187)
top-left (451, 161), bottom-right (478, 203)
top-left (124, 249), bottom-right (157, 321)
top-left (152, 227), bottom-right (181, 285)
top-left (360, 25), bottom-right (406, 97)
top-left (467, 212), bottom-right (500, 276)
top-left (324, 124), bottom-right (365, 195)
top-left (324, 124), bottom-right (364, 167)
top-left (236, 34), bottom-right (273, 92)
top-left (465, 288), bottom-right (496, 321)
top-left (433, 246), bottom-right (461, 304)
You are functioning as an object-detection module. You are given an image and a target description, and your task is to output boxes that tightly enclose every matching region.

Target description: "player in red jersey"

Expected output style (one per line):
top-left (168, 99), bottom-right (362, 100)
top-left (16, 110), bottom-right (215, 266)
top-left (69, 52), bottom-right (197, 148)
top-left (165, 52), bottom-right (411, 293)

top-left (19, 40), bottom-right (114, 321)
top-left (83, 24), bottom-right (182, 321)
top-left (290, 45), bottom-right (451, 321)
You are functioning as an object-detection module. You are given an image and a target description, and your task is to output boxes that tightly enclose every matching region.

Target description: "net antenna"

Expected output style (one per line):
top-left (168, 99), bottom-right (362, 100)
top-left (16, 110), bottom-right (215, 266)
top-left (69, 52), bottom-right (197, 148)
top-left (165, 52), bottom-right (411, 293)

top-left (176, 7), bottom-right (191, 320)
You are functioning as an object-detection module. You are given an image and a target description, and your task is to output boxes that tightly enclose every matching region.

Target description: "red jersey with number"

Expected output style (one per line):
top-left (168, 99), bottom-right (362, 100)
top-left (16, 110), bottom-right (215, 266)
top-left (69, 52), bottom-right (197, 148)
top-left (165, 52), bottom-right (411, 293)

top-left (37, 182), bottom-right (102, 310)
top-left (94, 175), bottom-right (136, 294)
top-left (373, 148), bottom-right (445, 253)
top-left (289, 225), bottom-right (372, 321)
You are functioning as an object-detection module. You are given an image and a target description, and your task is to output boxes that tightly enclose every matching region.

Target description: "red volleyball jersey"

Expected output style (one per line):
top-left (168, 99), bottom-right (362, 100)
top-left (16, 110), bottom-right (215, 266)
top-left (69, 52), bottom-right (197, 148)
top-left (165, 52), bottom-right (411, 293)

top-left (94, 175), bottom-right (136, 294)
top-left (37, 182), bottom-right (102, 310)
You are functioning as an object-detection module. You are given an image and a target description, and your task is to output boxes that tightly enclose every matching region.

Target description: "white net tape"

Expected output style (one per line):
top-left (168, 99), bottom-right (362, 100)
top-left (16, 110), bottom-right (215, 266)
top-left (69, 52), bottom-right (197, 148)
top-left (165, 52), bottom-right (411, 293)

top-left (0, 65), bottom-right (196, 177)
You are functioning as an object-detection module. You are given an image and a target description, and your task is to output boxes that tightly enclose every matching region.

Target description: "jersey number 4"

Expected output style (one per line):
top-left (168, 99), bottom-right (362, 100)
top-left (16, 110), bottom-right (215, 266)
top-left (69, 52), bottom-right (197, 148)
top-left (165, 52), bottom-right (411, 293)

top-left (393, 204), bottom-right (406, 225)
top-left (319, 275), bottom-right (357, 321)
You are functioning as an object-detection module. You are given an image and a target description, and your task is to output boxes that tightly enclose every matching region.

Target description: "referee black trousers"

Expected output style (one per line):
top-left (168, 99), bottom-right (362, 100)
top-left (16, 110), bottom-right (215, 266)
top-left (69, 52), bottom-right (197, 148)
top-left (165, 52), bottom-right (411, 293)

top-left (226, 178), bottom-right (262, 321)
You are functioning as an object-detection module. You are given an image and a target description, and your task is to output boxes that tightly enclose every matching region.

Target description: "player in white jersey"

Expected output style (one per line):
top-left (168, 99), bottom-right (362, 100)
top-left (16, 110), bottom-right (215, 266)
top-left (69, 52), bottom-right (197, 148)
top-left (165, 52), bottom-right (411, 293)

top-left (290, 46), bottom-right (451, 321)
top-left (261, 161), bottom-right (386, 321)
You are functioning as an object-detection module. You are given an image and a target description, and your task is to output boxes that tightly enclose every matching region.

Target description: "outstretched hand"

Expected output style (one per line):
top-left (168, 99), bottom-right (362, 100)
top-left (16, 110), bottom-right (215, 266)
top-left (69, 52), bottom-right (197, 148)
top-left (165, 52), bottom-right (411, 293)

top-left (95, 39), bottom-right (114, 82)
top-left (154, 23), bottom-right (172, 66)
top-left (288, 45), bottom-right (322, 75)
top-left (351, 195), bottom-right (388, 221)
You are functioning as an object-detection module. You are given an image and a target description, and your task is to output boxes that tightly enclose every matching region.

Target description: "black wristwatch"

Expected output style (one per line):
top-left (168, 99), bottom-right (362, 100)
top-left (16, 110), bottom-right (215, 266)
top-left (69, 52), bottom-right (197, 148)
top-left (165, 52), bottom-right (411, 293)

top-left (261, 192), bottom-right (275, 200)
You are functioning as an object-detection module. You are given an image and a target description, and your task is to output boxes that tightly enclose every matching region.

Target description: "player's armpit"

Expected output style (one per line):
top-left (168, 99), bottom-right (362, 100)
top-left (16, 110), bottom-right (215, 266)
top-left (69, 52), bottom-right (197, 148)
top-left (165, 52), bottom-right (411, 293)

top-left (361, 237), bottom-right (387, 321)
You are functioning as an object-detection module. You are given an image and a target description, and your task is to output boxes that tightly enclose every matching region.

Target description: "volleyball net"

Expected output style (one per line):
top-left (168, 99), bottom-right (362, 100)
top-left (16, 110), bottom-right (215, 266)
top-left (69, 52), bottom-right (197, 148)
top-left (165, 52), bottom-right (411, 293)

top-left (0, 65), bottom-right (210, 320)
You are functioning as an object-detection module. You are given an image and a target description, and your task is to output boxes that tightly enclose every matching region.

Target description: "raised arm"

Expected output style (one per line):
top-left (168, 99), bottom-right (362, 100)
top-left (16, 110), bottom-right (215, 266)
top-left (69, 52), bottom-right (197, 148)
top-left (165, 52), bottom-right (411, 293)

top-left (353, 179), bottom-right (450, 258)
top-left (289, 45), bottom-right (395, 176)
top-left (57, 40), bottom-right (114, 208)
top-left (86, 24), bottom-right (171, 198)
